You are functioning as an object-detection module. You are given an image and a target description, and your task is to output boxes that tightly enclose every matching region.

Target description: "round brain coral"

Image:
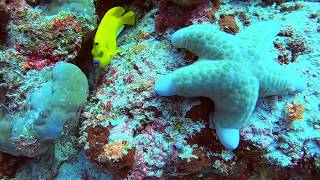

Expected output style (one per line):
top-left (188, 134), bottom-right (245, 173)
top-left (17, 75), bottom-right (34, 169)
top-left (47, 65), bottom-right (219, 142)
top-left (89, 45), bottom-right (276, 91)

top-left (31, 62), bottom-right (89, 139)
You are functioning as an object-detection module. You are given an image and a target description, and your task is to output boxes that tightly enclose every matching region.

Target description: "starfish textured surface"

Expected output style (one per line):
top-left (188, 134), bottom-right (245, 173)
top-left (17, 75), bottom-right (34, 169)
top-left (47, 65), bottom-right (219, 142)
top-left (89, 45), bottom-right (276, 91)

top-left (154, 21), bottom-right (306, 150)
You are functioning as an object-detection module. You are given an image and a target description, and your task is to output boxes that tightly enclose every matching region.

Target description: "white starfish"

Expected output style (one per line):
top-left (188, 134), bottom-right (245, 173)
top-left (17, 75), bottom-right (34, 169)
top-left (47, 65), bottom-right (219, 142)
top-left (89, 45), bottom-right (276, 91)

top-left (154, 21), bottom-right (306, 150)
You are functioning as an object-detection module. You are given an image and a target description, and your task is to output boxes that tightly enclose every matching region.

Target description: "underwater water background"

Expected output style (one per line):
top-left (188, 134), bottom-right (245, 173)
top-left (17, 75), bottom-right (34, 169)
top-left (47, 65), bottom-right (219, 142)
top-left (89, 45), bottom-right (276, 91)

top-left (0, 0), bottom-right (320, 179)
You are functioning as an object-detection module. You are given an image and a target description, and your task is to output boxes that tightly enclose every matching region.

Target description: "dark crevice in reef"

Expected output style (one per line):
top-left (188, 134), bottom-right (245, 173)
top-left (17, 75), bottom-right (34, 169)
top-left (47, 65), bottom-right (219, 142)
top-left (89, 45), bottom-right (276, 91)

top-left (235, 142), bottom-right (320, 179)
top-left (74, 31), bottom-right (97, 93)
top-left (25, 0), bottom-right (51, 7)
top-left (0, 153), bottom-right (28, 178)
top-left (94, 0), bottom-right (153, 20)
top-left (0, 1), bottom-right (10, 46)
top-left (95, 0), bottom-right (136, 20)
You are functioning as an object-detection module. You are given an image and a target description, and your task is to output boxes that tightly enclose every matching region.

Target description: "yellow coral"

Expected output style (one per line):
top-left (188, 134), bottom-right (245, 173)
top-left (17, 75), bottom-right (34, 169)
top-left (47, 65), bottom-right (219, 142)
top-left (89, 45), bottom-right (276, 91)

top-left (99, 140), bottom-right (128, 162)
top-left (132, 44), bottom-right (147, 54)
top-left (285, 101), bottom-right (304, 121)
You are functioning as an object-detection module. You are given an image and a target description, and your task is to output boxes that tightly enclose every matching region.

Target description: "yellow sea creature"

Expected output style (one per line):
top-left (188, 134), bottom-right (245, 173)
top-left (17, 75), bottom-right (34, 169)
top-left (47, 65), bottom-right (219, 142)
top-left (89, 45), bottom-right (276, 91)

top-left (92, 7), bottom-right (135, 68)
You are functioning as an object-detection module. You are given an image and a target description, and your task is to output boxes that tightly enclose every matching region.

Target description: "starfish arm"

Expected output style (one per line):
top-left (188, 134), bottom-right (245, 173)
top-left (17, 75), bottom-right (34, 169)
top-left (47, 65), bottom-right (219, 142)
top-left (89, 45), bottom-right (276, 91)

top-left (253, 61), bottom-right (306, 97)
top-left (155, 60), bottom-right (231, 97)
top-left (171, 24), bottom-right (238, 60)
top-left (155, 60), bottom-right (259, 129)
top-left (155, 60), bottom-right (259, 150)
top-left (209, 111), bottom-right (240, 150)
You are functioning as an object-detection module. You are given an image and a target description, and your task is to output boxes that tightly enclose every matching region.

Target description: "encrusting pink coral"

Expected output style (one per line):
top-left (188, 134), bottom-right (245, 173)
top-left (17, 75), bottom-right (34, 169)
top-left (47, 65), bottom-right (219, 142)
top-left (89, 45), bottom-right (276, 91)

top-left (155, 0), bottom-right (211, 33)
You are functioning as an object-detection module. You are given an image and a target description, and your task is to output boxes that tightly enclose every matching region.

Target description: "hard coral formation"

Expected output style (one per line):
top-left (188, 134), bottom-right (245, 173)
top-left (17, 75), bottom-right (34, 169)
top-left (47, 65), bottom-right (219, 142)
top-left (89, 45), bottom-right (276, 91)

top-left (155, 0), bottom-right (211, 33)
top-left (280, 2), bottom-right (304, 13)
top-left (218, 14), bottom-right (239, 34)
top-left (207, 0), bottom-right (221, 22)
top-left (0, 0), bottom-right (95, 158)
top-left (41, 0), bottom-right (96, 16)
top-left (285, 101), bottom-right (304, 121)
top-left (287, 37), bottom-right (307, 61)
top-left (18, 43), bottom-right (62, 71)
top-left (238, 12), bottom-right (251, 27)
top-left (31, 62), bottom-right (89, 139)
top-left (274, 28), bottom-right (307, 64)
top-left (0, 50), bottom-right (30, 113)
top-left (85, 126), bottom-right (135, 178)
top-left (13, 12), bottom-right (91, 70)
top-left (5, 0), bottom-right (96, 71)
top-left (0, 62), bottom-right (88, 156)
top-left (99, 140), bottom-right (130, 162)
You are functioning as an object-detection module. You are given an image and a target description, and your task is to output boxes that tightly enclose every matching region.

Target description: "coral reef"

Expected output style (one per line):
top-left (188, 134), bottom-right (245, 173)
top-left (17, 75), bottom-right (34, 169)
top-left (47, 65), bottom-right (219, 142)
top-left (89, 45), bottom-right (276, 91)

top-left (238, 11), bottom-right (251, 27)
top-left (287, 37), bottom-right (307, 61)
top-left (79, 1), bottom-right (320, 178)
top-left (1, 0), bottom-right (320, 179)
top-left (274, 27), bottom-right (308, 64)
top-left (218, 14), bottom-right (239, 34)
top-left (0, 62), bottom-right (88, 156)
top-left (155, 0), bottom-right (211, 33)
top-left (0, 153), bottom-right (27, 177)
top-left (262, 0), bottom-right (285, 6)
top-left (0, 0), bottom-right (95, 158)
top-left (0, 1), bottom-right (10, 45)
top-left (12, 12), bottom-right (93, 70)
top-left (285, 101), bottom-right (304, 121)
top-left (280, 2), bottom-right (304, 13)
top-left (207, 0), bottom-right (221, 22)
top-left (31, 62), bottom-right (89, 139)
